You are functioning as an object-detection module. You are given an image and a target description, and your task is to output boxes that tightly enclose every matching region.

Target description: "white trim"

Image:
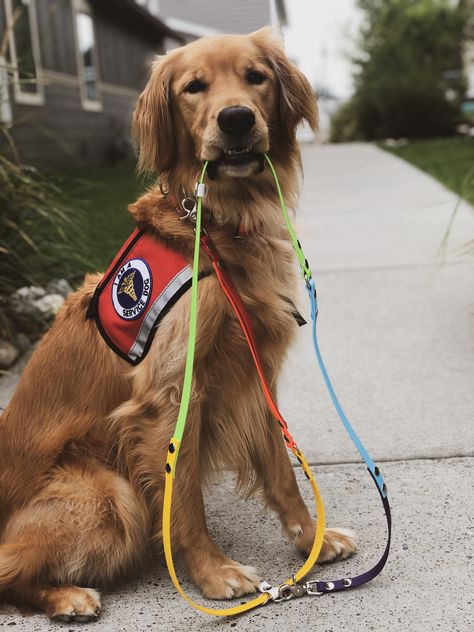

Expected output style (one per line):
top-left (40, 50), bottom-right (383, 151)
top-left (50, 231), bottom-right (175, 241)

top-left (3, 0), bottom-right (44, 106)
top-left (41, 69), bottom-right (79, 87)
top-left (41, 70), bottom-right (139, 98)
top-left (0, 55), bottom-right (13, 125)
top-left (163, 16), bottom-right (221, 38)
top-left (100, 81), bottom-right (139, 98)
top-left (71, 0), bottom-right (103, 112)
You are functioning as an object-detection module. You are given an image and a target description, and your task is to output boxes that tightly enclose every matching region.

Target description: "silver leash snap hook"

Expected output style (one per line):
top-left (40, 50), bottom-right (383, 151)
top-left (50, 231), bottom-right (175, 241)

top-left (180, 196), bottom-right (197, 224)
top-left (276, 583), bottom-right (295, 602)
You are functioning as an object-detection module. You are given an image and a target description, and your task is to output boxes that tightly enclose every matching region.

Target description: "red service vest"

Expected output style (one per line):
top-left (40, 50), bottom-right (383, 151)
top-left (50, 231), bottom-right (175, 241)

top-left (87, 229), bottom-right (197, 365)
top-left (87, 228), bottom-right (306, 365)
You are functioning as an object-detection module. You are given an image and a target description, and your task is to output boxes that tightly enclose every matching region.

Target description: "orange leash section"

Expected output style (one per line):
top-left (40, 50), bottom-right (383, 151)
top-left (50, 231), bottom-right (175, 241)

top-left (200, 232), bottom-right (298, 451)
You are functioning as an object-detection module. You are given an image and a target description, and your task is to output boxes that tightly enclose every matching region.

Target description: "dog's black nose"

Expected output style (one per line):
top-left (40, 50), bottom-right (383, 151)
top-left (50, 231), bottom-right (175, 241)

top-left (217, 106), bottom-right (255, 137)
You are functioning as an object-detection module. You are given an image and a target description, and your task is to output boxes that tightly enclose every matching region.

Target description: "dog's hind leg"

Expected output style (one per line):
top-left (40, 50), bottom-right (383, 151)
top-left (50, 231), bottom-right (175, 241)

top-left (0, 458), bottom-right (149, 621)
top-left (253, 412), bottom-right (357, 564)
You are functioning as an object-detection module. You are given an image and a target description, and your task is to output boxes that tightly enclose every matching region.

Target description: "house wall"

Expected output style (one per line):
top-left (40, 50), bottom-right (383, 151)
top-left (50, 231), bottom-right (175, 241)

top-left (158, 0), bottom-right (271, 35)
top-left (11, 81), bottom-right (138, 169)
top-left (0, 0), bottom-right (166, 168)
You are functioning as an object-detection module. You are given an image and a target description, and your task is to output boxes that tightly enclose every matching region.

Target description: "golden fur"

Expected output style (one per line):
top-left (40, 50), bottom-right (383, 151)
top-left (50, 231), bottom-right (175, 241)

top-left (0, 28), bottom-right (355, 622)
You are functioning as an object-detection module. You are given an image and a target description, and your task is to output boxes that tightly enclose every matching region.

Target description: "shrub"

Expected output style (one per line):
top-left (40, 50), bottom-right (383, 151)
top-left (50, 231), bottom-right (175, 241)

top-left (330, 100), bottom-right (364, 144)
top-left (0, 148), bottom-right (84, 340)
top-left (330, 0), bottom-right (470, 142)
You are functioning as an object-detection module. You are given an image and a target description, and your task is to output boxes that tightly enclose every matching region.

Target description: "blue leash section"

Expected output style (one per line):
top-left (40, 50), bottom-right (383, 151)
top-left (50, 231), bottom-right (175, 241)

top-left (300, 279), bottom-right (391, 595)
top-left (307, 279), bottom-right (387, 498)
top-left (260, 271), bottom-right (392, 598)
top-left (301, 276), bottom-right (392, 595)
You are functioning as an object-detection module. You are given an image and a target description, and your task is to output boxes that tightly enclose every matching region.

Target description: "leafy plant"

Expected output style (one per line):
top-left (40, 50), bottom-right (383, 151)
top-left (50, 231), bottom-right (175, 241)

top-left (0, 146), bottom-right (87, 340)
top-left (331, 0), bottom-right (470, 142)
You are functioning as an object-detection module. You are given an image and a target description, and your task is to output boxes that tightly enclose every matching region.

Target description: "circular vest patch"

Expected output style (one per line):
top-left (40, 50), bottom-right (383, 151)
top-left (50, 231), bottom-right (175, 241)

top-left (112, 258), bottom-right (152, 320)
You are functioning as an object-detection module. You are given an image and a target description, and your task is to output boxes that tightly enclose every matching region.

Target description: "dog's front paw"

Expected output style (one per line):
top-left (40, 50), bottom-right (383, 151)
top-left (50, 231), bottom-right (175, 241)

top-left (43, 586), bottom-right (101, 623)
top-left (318, 527), bottom-right (357, 563)
top-left (198, 560), bottom-right (261, 600)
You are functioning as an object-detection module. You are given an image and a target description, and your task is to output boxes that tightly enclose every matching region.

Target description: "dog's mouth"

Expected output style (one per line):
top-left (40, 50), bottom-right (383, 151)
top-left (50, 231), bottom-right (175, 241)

top-left (207, 146), bottom-right (265, 179)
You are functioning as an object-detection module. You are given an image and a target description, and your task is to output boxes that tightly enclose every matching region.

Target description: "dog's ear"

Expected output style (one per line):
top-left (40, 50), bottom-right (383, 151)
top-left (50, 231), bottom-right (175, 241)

top-left (132, 55), bottom-right (176, 174)
top-left (250, 27), bottom-right (318, 138)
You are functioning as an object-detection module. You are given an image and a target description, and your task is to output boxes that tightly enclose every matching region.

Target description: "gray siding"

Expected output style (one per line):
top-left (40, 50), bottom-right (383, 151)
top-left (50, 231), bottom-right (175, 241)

top-left (159, 0), bottom-right (271, 35)
top-left (10, 83), bottom-right (138, 169)
top-left (0, 0), bottom-right (172, 169)
top-left (94, 16), bottom-right (161, 89)
top-left (32, 0), bottom-right (162, 90)
top-left (0, 1), bottom-right (5, 31)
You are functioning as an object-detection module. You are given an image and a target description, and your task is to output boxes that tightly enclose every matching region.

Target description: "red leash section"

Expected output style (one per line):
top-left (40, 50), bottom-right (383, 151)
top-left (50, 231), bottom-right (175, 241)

top-left (200, 231), bottom-right (298, 454)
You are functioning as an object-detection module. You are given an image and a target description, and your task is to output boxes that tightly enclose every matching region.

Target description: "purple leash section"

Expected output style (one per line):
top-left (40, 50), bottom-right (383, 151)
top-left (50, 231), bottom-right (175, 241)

top-left (304, 471), bottom-right (391, 596)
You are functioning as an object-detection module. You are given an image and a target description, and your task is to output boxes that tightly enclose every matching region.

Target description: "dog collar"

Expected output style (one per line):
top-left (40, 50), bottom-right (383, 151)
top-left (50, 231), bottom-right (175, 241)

top-left (168, 190), bottom-right (251, 240)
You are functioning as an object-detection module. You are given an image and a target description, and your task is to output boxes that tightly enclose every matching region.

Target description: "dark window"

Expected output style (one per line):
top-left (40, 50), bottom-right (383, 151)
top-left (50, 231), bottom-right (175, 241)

top-left (73, 1), bottom-right (101, 110)
top-left (4, 0), bottom-right (43, 103)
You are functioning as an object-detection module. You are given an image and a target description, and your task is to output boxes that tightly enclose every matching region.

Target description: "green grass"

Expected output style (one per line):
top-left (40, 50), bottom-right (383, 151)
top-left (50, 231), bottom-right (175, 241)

top-left (56, 163), bottom-right (150, 279)
top-left (382, 137), bottom-right (474, 205)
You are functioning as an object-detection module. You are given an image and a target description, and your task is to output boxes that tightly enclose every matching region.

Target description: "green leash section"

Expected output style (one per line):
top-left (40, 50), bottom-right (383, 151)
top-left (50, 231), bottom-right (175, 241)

top-left (263, 153), bottom-right (312, 283)
top-left (170, 160), bottom-right (208, 474)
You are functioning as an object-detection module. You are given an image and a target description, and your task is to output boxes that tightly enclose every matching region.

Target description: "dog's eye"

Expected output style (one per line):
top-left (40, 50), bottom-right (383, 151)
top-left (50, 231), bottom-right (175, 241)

top-left (184, 80), bottom-right (207, 94)
top-left (246, 70), bottom-right (266, 85)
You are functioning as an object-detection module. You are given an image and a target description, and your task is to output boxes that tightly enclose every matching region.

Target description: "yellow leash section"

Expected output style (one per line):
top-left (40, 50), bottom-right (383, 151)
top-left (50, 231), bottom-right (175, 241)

top-left (163, 440), bottom-right (325, 615)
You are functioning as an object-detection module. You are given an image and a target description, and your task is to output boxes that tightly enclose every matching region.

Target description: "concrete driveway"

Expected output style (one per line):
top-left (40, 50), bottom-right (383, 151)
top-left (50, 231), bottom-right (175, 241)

top-left (1, 143), bottom-right (473, 631)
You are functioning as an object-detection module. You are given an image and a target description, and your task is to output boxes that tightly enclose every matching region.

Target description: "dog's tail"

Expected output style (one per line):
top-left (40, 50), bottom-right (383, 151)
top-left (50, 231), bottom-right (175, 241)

top-left (0, 542), bottom-right (41, 592)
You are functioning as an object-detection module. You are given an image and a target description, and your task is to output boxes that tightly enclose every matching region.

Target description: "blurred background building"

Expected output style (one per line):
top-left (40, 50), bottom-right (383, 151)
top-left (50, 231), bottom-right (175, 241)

top-left (0, 0), bottom-right (472, 167)
top-left (0, 0), bottom-right (186, 168)
top-left (158, 0), bottom-right (286, 39)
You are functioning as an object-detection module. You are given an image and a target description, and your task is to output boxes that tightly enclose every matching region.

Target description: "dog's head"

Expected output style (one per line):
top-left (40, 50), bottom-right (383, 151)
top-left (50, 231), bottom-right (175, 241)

top-left (132, 28), bottom-right (317, 181)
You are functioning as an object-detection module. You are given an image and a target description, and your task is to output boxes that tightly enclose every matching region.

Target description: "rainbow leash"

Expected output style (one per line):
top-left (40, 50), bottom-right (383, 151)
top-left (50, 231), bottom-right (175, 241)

top-left (162, 156), bottom-right (391, 615)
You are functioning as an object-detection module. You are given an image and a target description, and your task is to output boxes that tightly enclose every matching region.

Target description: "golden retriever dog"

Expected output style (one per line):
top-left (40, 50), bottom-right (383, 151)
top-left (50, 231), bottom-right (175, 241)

top-left (0, 28), bottom-right (356, 622)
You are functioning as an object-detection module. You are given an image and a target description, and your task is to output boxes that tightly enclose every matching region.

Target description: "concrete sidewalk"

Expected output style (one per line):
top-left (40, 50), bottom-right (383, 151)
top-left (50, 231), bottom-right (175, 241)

top-left (1, 143), bottom-right (473, 631)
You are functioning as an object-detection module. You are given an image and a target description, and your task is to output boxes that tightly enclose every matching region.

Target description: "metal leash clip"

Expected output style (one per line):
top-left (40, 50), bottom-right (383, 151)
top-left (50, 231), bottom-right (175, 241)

top-left (260, 575), bottom-right (321, 604)
top-left (179, 196), bottom-right (197, 224)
